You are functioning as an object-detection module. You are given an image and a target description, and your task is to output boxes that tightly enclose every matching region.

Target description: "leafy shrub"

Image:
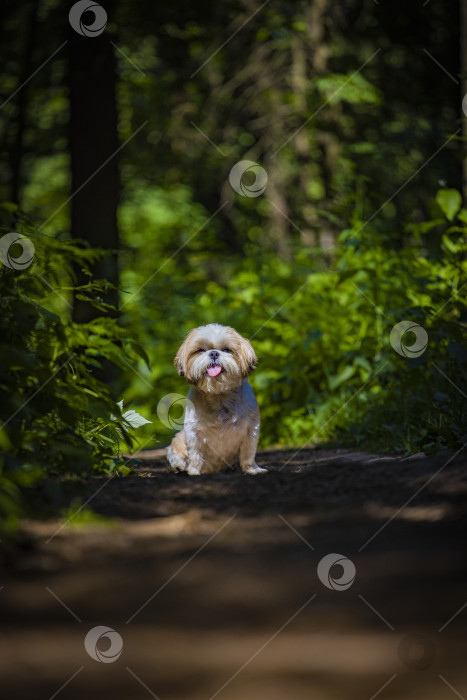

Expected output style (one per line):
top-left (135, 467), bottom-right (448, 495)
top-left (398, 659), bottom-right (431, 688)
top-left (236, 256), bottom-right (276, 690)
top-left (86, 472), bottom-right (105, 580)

top-left (122, 188), bottom-right (466, 454)
top-left (0, 205), bottom-right (151, 528)
top-left (214, 188), bottom-right (467, 452)
top-left (1, 187), bottom-right (465, 528)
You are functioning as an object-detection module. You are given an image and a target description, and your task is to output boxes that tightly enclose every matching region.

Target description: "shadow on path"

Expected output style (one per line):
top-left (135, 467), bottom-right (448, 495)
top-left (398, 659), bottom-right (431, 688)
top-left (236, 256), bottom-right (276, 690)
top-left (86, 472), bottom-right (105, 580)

top-left (0, 447), bottom-right (466, 700)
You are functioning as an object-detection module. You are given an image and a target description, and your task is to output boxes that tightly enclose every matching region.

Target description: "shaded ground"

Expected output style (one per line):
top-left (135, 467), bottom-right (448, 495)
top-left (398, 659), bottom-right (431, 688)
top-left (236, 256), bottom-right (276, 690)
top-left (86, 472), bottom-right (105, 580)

top-left (1, 446), bottom-right (466, 700)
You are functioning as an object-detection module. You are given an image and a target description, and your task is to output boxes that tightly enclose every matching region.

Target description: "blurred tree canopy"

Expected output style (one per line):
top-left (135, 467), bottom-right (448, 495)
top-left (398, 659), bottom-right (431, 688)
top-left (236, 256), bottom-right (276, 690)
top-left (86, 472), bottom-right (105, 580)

top-left (0, 0), bottom-right (466, 522)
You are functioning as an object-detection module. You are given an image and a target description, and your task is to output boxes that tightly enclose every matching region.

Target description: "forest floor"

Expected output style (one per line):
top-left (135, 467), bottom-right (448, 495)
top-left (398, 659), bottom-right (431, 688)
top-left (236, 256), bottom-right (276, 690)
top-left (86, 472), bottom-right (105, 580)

top-left (1, 446), bottom-right (466, 700)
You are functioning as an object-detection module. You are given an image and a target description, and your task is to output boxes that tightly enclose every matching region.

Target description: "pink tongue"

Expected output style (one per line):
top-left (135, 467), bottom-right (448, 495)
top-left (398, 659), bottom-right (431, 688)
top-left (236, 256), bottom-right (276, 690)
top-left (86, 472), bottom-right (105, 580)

top-left (207, 365), bottom-right (222, 377)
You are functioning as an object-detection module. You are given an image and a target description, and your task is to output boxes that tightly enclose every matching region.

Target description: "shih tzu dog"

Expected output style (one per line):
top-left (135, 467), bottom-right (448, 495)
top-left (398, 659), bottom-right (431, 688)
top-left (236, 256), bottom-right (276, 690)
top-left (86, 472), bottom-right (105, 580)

top-left (167, 323), bottom-right (267, 475)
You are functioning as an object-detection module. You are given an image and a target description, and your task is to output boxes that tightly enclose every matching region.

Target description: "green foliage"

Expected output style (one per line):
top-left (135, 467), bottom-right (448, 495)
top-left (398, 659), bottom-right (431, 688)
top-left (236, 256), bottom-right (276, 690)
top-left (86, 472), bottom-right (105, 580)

top-left (121, 189), bottom-right (466, 455)
top-left (1, 187), bottom-right (465, 528)
top-left (436, 189), bottom-right (462, 222)
top-left (0, 206), bottom-right (152, 528)
top-left (254, 190), bottom-right (466, 452)
top-left (316, 72), bottom-right (382, 105)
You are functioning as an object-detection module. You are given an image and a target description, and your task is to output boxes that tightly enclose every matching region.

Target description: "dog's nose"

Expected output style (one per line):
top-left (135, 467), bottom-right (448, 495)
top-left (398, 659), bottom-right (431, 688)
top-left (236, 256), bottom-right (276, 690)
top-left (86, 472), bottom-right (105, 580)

top-left (209, 350), bottom-right (220, 361)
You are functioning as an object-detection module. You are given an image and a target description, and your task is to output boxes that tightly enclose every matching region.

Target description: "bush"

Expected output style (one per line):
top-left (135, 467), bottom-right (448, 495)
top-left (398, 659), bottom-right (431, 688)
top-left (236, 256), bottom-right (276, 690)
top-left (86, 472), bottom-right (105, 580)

top-left (122, 188), bottom-right (466, 454)
top-left (209, 189), bottom-right (467, 452)
top-left (0, 205), bottom-right (151, 528)
top-left (1, 187), bottom-right (465, 526)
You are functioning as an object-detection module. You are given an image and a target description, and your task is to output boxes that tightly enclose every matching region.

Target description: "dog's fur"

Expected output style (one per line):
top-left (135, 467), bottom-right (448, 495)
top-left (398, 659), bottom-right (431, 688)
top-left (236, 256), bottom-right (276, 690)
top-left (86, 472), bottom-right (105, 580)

top-left (167, 323), bottom-right (266, 475)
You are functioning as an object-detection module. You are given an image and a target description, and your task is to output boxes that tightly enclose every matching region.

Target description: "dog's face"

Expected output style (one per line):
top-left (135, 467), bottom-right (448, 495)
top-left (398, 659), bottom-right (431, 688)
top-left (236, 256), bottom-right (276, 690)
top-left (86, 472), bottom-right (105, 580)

top-left (175, 323), bottom-right (257, 393)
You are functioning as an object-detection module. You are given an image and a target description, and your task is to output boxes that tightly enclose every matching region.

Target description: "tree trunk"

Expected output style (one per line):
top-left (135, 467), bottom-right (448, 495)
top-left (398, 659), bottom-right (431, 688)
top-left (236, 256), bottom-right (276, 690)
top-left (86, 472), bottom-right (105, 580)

top-left (461, 0), bottom-right (467, 199)
top-left (68, 24), bottom-right (119, 324)
top-left (10, 0), bottom-right (39, 205)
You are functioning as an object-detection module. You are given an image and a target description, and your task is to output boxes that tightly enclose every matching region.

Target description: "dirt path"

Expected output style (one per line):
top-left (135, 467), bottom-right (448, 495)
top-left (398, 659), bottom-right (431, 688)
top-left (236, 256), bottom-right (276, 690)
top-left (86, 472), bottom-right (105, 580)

top-left (1, 447), bottom-right (466, 700)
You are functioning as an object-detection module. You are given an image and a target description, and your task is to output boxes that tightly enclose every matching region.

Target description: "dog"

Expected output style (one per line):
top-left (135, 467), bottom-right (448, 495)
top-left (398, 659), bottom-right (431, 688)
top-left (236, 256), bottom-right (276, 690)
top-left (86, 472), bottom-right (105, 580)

top-left (167, 323), bottom-right (267, 475)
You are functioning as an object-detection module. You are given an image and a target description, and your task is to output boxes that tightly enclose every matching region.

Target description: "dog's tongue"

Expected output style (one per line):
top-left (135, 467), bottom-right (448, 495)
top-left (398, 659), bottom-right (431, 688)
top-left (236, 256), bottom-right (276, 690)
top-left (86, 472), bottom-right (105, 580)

top-left (207, 365), bottom-right (222, 377)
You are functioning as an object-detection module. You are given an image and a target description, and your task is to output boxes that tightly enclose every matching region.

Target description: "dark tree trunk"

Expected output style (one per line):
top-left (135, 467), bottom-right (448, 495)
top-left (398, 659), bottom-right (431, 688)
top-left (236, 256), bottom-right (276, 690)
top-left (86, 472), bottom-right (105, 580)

top-left (68, 23), bottom-right (119, 324)
top-left (461, 0), bottom-right (467, 199)
top-left (10, 0), bottom-right (39, 205)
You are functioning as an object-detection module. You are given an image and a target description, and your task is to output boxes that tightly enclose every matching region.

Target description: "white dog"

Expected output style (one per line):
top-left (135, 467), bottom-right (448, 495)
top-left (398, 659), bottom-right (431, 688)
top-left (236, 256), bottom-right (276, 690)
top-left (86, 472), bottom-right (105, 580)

top-left (167, 323), bottom-right (267, 475)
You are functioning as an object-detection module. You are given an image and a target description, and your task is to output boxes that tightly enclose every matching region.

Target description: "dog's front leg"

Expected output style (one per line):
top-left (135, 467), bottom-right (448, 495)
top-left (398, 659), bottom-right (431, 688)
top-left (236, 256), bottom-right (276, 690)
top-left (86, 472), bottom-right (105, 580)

top-left (240, 423), bottom-right (267, 474)
top-left (184, 427), bottom-right (205, 476)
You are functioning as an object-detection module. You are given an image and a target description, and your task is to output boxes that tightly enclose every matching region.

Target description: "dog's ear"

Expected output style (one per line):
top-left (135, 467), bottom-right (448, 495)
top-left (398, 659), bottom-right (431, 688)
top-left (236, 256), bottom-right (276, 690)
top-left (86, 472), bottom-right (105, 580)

top-left (174, 329), bottom-right (195, 378)
top-left (174, 354), bottom-right (184, 376)
top-left (237, 336), bottom-right (258, 377)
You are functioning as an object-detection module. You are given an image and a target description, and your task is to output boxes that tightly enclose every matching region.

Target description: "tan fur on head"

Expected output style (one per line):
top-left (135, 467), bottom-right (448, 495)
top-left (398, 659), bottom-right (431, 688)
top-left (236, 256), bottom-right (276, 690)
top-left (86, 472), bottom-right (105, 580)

top-left (174, 323), bottom-right (257, 394)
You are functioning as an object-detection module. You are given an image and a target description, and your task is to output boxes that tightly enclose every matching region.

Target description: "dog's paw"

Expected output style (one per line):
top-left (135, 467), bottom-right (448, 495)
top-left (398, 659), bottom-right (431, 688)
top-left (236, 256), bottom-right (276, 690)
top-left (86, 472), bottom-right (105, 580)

top-left (243, 464), bottom-right (268, 475)
top-left (186, 465), bottom-right (202, 476)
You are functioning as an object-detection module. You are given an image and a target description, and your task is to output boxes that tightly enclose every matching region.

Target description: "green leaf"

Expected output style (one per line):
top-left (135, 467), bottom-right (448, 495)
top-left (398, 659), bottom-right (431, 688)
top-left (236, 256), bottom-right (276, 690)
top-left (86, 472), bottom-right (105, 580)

top-left (122, 409), bottom-right (152, 428)
top-left (436, 189), bottom-right (462, 221)
top-left (316, 73), bottom-right (382, 105)
top-left (292, 21), bottom-right (308, 31)
top-left (328, 365), bottom-right (356, 390)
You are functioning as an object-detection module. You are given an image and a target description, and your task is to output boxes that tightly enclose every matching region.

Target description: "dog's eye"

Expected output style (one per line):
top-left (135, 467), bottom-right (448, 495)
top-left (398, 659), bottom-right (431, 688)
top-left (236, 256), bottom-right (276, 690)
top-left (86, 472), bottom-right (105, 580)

top-left (222, 348), bottom-right (231, 353)
top-left (197, 349), bottom-right (206, 353)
